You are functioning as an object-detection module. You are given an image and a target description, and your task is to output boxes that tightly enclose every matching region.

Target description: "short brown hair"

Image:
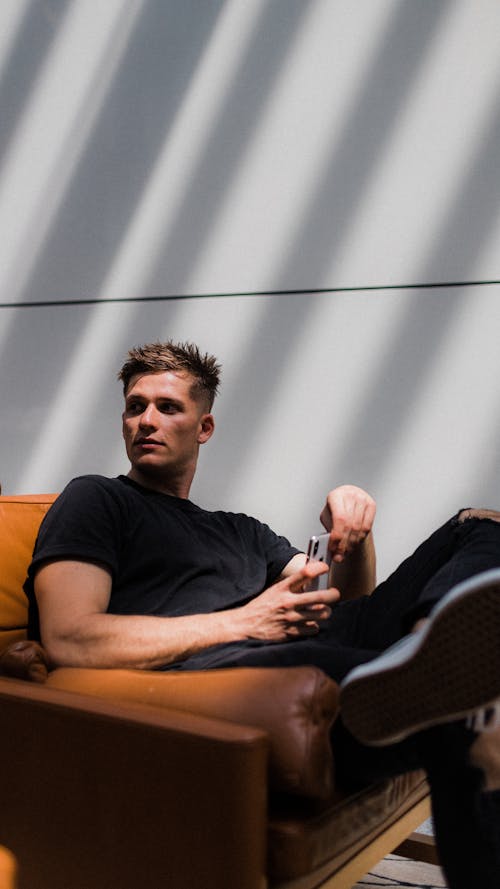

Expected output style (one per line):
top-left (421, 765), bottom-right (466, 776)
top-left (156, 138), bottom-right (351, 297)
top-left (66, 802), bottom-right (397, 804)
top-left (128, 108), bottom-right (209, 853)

top-left (118, 340), bottom-right (221, 409)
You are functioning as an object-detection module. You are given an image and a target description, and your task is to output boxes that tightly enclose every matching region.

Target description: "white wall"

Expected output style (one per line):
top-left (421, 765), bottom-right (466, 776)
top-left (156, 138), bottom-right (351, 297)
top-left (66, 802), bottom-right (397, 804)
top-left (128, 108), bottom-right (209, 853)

top-left (2, 1), bottom-right (500, 581)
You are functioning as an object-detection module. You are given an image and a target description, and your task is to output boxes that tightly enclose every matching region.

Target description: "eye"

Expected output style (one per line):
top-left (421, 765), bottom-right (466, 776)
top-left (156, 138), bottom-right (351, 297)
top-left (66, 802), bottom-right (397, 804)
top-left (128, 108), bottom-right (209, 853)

top-left (159, 401), bottom-right (180, 414)
top-left (126, 401), bottom-right (144, 415)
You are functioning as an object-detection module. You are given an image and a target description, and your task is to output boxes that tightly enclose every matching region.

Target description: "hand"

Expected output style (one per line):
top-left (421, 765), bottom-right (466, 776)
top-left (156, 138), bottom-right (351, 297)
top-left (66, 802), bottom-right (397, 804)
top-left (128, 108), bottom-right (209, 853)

top-left (237, 562), bottom-right (339, 643)
top-left (320, 484), bottom-right (376, 564)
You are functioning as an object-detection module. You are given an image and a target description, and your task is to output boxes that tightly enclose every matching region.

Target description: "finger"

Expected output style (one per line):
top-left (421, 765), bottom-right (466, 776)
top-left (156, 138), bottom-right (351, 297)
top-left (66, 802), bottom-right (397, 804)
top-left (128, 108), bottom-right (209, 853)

top-left (343, 500), bottom-right (375, 552)
top-left (340, 502), bottom-right (364, 551)
top-left (301, 620), bottom-right (320, 634)
top-left (301, 601), bottom-right (331, 612)
top-left (363, 499), bottom-right (376, 532)
top-left (329, 489), bottom-right (355, 552)
top-left (294, 622), bottom-right (320, 637)
top-left (331, 502), bottom-right (351, 561)
top-left (289, 587), bottom-right (339, 608)
top-left (287, 617), bottom-right (322, 636)
top-left (323, 490), bottom-right (346, 542)
top-left (286, 561), bottom-right (329, 593)
top-left (298, 604), bottom-right (332, 621)
top-left (351, 498), bottom-right (367, 532)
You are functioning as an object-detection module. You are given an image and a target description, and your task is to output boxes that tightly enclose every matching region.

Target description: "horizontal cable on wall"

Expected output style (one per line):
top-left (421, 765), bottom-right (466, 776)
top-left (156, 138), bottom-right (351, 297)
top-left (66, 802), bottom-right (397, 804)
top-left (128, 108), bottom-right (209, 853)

top-left (0, 277), bottom-right (499, 309)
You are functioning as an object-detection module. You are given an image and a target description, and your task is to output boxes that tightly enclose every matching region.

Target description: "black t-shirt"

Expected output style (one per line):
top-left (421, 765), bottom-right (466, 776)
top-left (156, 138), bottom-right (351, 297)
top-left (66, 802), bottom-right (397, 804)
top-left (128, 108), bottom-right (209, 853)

top-left (25, 475), bottom-right (300, 641)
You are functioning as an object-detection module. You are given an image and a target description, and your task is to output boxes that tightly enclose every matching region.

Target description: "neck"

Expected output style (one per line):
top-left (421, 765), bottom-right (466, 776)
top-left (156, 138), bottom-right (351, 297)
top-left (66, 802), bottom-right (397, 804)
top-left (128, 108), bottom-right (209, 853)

top-left (127, 466), bottom-right (194, 499)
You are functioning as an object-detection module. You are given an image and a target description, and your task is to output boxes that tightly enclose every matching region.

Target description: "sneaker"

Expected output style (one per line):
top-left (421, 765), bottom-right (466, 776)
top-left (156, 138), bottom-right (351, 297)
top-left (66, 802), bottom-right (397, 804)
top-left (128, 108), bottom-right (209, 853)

top-left (339, 568), bottom-right (500, 746)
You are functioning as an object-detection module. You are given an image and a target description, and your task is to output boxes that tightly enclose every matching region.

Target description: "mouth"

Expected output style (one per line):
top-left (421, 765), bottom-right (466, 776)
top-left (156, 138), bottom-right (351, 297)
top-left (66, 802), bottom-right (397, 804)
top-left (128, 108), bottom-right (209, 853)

top-left (134, 438), bottom-right (163, 449)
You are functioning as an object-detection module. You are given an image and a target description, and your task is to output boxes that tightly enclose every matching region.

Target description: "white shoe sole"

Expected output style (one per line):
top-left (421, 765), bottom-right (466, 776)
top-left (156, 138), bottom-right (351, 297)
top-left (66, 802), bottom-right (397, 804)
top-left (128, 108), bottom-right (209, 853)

top-left (340, 569), bottom-right (500, 746)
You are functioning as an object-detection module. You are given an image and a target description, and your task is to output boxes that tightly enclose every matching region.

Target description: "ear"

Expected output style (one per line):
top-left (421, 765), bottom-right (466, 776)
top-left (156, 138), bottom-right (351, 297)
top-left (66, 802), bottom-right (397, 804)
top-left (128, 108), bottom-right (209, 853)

top-left (198, 413), bottom-right (215, 444)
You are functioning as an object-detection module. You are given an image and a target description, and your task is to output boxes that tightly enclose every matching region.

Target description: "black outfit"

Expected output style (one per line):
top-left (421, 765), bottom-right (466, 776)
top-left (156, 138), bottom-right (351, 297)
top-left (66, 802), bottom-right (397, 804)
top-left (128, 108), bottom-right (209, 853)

top-left (25, 476), bottom-right (500, 888)
top-left (25, 474), bottom-right (300, 642)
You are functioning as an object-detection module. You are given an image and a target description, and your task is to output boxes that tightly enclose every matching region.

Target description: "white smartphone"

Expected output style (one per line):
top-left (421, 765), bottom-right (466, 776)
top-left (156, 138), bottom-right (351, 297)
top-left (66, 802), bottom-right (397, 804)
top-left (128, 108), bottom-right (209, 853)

top-left (305, 532), bottom-right (332, 591)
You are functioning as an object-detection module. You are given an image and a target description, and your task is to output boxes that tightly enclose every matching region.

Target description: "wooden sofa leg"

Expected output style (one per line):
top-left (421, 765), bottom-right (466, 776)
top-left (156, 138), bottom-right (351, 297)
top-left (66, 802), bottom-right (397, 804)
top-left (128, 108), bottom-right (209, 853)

top-left (393, 831), bottom-right (439, 865)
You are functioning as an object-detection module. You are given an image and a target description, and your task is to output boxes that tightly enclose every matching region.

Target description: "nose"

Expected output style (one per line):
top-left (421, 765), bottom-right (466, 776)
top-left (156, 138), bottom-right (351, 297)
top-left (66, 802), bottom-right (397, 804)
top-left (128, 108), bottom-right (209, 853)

top-left (139, 404), bottom-right (159, 428)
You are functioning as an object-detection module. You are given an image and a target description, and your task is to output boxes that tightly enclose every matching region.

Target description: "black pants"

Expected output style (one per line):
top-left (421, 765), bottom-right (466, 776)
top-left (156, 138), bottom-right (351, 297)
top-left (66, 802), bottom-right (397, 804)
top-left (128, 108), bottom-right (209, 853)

top-left (177, 510), bottom-right (500, 678)
top-left (177, 513), bottom-right (500, 887)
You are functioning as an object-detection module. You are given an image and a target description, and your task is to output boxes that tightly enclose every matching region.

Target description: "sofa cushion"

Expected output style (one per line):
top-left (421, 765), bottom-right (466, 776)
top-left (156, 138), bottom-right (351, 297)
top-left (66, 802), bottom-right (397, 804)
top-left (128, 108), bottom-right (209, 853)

top-left (0, 496), bottom-right (57, 653)
top-left (47, 665), bottom-right (339, 799)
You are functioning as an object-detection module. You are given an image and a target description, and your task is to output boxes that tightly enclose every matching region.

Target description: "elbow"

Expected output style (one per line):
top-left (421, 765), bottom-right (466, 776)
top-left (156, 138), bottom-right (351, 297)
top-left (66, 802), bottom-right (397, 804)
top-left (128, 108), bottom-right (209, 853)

top-left (40, 628), bottom-right (93, 669)
top-left (42, 637), bottom-right (78, 669)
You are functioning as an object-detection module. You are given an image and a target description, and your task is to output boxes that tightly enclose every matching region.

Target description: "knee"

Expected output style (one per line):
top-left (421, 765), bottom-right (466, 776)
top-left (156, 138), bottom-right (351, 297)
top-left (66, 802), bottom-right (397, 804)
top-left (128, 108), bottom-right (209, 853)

top-left (457, 508), bottom-right (500, 524)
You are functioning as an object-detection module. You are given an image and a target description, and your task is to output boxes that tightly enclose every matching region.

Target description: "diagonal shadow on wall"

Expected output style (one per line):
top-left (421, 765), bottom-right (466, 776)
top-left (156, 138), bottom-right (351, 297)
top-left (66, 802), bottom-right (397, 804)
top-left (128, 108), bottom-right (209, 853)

top-left (4, 0), bottom-right (500, 500)
top-left (206, 0), bottom-right (459, 501)
top-left (266, 0), bottom-right (453, 290)
top-left (217, 3), bottom-right (500, 508)
top-left (2, 0), bottom-right (226, 490)
top-left (5, 0), bottom-right (316, 488)
top-left (142, 0), bottom-right (312, 296)
top-left (325, 85), bottom-right (500, 495)
top-left (0, 0), bottom-right (73, 169)
top-left (12, 0), bottom-right (227, 306)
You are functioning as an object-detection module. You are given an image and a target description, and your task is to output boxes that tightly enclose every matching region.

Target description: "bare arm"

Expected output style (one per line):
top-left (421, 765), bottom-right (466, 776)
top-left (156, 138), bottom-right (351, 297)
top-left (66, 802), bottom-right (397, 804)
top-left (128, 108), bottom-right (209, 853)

top-left (35, 558), bottom-right (339, 670)
top-left (326, 534), bottom-right (376, 600)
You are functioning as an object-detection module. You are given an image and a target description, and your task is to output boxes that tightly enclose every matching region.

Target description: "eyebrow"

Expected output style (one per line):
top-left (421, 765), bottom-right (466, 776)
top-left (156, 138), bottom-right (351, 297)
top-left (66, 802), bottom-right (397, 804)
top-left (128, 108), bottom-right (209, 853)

top-left (125, 394), bottom-right (184, 408)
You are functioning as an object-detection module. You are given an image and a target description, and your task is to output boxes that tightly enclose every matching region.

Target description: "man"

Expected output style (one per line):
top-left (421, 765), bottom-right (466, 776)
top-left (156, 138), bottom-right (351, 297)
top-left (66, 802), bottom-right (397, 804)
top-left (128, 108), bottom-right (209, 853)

top-left (26, 340), bottom-right (500, 888)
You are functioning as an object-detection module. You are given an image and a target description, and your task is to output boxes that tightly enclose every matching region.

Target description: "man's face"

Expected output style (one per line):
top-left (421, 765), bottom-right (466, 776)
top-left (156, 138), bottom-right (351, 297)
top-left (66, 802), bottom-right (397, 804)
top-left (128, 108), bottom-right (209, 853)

top-left (122, 371), bottom-right (214, 486)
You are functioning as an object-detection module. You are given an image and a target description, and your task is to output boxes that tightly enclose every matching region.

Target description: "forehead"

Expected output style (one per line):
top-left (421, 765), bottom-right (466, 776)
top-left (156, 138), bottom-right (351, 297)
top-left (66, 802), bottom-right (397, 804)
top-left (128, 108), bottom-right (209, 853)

top-left (125, 370), bottom-right (195, 401)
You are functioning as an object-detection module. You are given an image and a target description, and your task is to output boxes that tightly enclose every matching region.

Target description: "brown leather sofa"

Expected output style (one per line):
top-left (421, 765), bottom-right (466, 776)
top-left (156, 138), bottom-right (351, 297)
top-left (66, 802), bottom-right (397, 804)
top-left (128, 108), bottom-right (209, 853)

top-left (0, 846), bottom-right (16, 889)
top-left (0, 494), bottom-right (435, 889)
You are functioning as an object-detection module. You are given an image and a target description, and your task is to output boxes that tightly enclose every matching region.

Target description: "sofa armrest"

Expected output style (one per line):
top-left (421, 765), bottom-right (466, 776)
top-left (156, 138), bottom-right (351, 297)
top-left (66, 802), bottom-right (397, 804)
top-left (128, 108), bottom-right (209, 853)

top-left (0, 676), bottom-right (268, 889)
top-left (47, 664), bottom-right (339, 799)
top-left (1, 641), bottom-right (339, 799)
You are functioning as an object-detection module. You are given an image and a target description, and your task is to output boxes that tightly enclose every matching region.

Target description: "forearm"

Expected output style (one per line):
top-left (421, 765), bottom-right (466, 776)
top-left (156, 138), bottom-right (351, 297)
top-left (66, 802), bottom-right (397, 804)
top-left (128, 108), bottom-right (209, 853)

top-left (38, 561), bottom-right (337, 670)
top-left (42, 609), bottom-right (247, 670)
top-left (330, 532), bottom-right (376, 600)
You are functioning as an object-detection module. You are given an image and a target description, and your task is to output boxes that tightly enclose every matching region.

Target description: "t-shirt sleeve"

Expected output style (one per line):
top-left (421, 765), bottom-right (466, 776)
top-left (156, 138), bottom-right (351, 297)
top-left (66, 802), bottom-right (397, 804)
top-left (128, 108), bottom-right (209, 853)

top-left (27, 476), bottom-right (126, 579)
top-left (253, 519), bottom-right (302, 585)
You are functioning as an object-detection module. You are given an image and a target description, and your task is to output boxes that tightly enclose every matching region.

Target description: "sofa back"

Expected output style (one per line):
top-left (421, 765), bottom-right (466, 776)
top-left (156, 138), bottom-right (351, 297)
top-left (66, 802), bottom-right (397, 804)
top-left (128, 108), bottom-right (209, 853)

top-left (0, 495), bottom-right (57, 653)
